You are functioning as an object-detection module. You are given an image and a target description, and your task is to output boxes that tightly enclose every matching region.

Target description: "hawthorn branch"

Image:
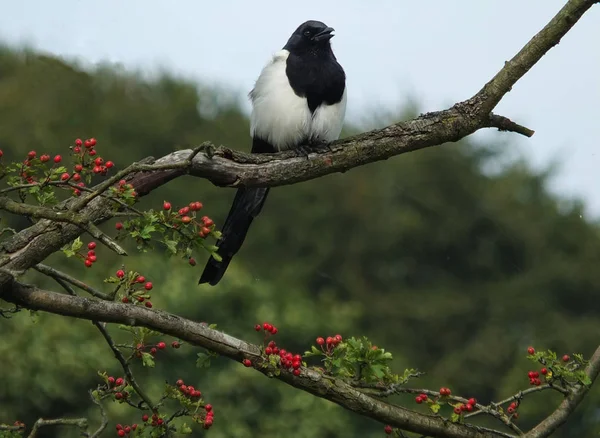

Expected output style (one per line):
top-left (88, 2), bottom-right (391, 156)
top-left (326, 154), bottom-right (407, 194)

top-left (523, 345), bottom-right (600, 438)
top-left (3, 281), bottom-right (513, 438)
top-left (34, 263), bottom-right (112, 300)
top-left (89, 390), bottom-right (108, 438)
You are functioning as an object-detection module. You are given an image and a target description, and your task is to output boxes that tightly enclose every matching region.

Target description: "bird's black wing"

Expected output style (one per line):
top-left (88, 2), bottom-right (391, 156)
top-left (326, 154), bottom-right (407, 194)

top-left (198, 137), bottom-right (273, 285)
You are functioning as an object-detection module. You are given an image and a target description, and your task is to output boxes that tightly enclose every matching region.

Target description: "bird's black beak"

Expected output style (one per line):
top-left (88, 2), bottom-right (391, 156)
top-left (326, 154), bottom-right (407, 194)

top-left (313, 27), bottom-right (335, 42)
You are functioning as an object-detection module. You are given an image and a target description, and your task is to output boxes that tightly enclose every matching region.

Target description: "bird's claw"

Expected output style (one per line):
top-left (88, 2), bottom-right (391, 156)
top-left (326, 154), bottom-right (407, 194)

top-left (294, 140), bottom-right (332, 159)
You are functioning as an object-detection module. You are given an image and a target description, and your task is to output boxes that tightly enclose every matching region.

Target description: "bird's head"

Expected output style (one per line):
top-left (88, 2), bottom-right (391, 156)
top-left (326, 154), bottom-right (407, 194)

top-left (283, 20), bottom-right (335, 54)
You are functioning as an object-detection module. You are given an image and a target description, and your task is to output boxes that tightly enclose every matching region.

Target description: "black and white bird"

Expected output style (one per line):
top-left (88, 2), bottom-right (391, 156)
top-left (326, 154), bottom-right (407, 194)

top-left (199, 20), bottom-right (347, 286)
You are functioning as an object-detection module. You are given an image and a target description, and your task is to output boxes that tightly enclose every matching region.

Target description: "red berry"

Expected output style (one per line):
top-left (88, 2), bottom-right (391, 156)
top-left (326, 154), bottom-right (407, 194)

top-left (116, 222), bottom-right (123, 230)
top-left (136, 276), bottom-right (145, 283)
top-left (541, 368), bottom-right (548, 375)
top-left (415, 396), bottom-right (423, 404)
top-left (254, 324), bottom-right (262, 331)
top-left (507, 406), bottom-right (515, 414)
top-left (131, 424), bottom-right (137, 430)
top-left (89, 138), bottom-right (97, 146)
top-left (118, 430), bottom-right (125, 437)
top-left (468, 398), bottom-right (477, 406)
top-left (107, 376), bottom-right (115, 385)
top-left (316, 337), bottom-right (325, 345)
top-left (179, 385), bottom-right (187, 392)
top-left (142, 414), bottom-right (149, 422)
top-left (144, 282), bottom-right (153, 290)
top-left (73, 146), bottom-right (81, 153)
top-left (93, 166), bottom-right (101, 174)
top-left (27, 151), bottom-right (36, 159)
top-left (202, 216), bottom-right (214, 227)
top-left (88, 242), bottom-right (96, 250)
top-left (145, 301), bottom-right (153, 308)
top-left (61, 172), bottom-right (70, 181)
top-left (326, 336), bottom-right (333, 345)
top-left (115, 392), bottom-right (123, 400)
top-left (157, 418), bottom-right (163, 426)
top-left (124, 426), bottom-right (131, 433)
top-left (84, 259), bottom-right (93, 267)
top-left (527, 346), bottom-right (535, 355)
top-left (335, 334), bottom-right (343, 342)
top-left (0, 150), bottom-right (2, 158)
top-left (176, 379), bottom-right (184, 386)
top-left (150, 347), bottom-right (157, 355)
top-left (265, 347), bottom-right (273, 355)
top-left (172, 341), bottom-right (180, 349)
top-left (105, 161), bottom-right (114, 168)
top-left (465, 403), bottom-right (473, 412)
top-left (89, 149), bottom-right (97, 156)
top-left (562, 354), bottom-right (570, 362)
top-left (189, 257), bottom-right (196, 266)
top-left (40, 154), bottom-right (50, 163)
top-left (293, 368), bottom-right (301, 376)
top-left (205, 404), bottom-right (212, 412)
top-left (74, 164), bottom-right (83, 172)
top-left (137, 296), bottom-right (145, 302)
top-left (118, 180), bottom-right (126, 186)
top-left (270, 326), bottom-right (278, 334)
top-left (116, 270), bottom-right (125, 278)
top-left (157, 341), bottom-right (166, 350)
top-left (115, 377), bottom-right (124, 386)
top-left (200, 227), bottom-right (211, 236)
top-left (181, 216), bottom-right (192, 224)
top-left (53, 155), bottom-right (62, 163)
top-left (193, 390), bottom-right (201, 397)
top-left (242, 359), bottom-right (252, 367)
top-left (121, 297), bottom-right (129, 303)
top-left (73, 173), bottom-right (81, 182)
top-left (179, 206), bottom-right (190, 215)
top-left (163, 202), bottom-right (171, 210)
top-left (454, 407), bottom-right (462, 415)
top-left (384, 425), bottom-right (393, 435)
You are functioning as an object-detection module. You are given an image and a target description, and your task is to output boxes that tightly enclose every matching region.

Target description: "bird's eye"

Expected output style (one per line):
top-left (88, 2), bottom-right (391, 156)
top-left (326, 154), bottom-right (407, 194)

top-left (303, 30), bottom-right (311, 37)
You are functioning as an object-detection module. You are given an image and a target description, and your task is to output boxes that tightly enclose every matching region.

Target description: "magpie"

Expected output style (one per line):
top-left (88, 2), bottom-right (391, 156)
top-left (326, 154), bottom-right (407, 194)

top-left (199, 20), bottom-right (347, 286)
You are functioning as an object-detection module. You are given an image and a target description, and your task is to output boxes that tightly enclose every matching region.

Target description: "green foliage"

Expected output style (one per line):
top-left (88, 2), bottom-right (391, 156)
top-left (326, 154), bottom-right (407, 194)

top-left (1, 44), bottom-right (600, 438)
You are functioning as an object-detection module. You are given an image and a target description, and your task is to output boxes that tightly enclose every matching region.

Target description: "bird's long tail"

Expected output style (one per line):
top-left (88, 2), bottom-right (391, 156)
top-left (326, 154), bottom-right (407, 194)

top-left (199, 187), bottom-right (270, 286)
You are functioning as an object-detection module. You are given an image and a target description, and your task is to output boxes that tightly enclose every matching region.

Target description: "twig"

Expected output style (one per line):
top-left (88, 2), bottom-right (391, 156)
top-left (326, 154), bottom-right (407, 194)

top-left (89, 389), bottom-right (108, 438)
top-left (27, 417), bottom-right (88, 438)
top-left (34, 264), bottom-right (112, 300)
top-left (524, 345), bottom-right (600, 438)
top-left (47, 276), bottom-right (157, 413)
top-left (94, 320), bottom-right (157, 413)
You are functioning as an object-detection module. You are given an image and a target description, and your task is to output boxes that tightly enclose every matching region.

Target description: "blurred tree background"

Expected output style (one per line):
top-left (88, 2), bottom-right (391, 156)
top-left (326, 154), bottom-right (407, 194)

top-left (1, 44), bottom-right (599, 437)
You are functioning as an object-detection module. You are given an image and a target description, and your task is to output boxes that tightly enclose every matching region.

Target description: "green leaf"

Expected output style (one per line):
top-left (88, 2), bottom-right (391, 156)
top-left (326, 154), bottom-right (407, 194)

top-left (141, 352), bottom-right (155, 368)
top-left (196, 352), bottom-right (212, 368)
top-left (163, 239), bottom-right (178, 255)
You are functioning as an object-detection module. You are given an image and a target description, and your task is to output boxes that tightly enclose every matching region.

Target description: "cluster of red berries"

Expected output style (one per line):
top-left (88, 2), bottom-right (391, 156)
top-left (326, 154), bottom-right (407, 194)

top-left (506, 400), bottom-right (520, 418)
top-left (439, 387), bottom-right (452, 396)
top-left (255, 322), bottom-right (278, 335)
top-left (141, 413), bottom-right (164, 428)
top-left (70, 138), bottom-right (115, 196)
top-left (115, 423), bottom-right (138, 437)
top-left (175, 379), bottom-right (203, 399)
top-left (83, 241), bottom-right (98, 268)
top-left (106, 376), bottom-right (128, 401)
top-left (162, 200), bottom-right (215, 239)
top-left (316, 334), bottom-right (343, 355)
top-left (527, 370), bottom-right (543, 386)
top-left (116, 270), bottom-right (154, 308)
top-left (134, 340), bottom-right (178, 358)
top-left (111, 179), bottom-right (137, 209)
top-left (384, 425), bottom-right (393, 435)
top-left (453, 398), bottom-right (477, 415)
top-left (414, 393), bottom-right (429, 404)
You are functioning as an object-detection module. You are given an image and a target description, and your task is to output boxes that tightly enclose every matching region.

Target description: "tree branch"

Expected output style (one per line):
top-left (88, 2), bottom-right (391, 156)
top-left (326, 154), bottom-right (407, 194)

top-left (3, 281), bottom-right (514, 438)
top-left (523, 346), bottom-right (600, 438)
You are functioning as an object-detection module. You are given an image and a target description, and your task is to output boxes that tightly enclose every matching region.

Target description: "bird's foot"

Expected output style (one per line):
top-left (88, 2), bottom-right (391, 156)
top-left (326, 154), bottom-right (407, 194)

top-left (294, 140), bottom-right (332, 159)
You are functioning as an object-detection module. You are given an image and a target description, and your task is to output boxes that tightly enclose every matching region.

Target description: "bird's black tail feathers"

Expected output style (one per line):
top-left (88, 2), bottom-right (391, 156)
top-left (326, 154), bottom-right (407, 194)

top-left (199, 187), bottom-right (270, 286)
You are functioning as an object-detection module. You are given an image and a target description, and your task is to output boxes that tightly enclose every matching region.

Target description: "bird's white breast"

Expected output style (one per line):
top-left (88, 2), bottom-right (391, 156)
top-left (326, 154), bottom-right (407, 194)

top-left (250, 49), bottom-right (346, 151)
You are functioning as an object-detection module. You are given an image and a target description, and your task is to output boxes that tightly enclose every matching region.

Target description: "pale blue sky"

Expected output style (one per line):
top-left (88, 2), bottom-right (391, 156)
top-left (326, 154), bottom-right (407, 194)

top-left (1, 1), bottom-right (599, 215)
